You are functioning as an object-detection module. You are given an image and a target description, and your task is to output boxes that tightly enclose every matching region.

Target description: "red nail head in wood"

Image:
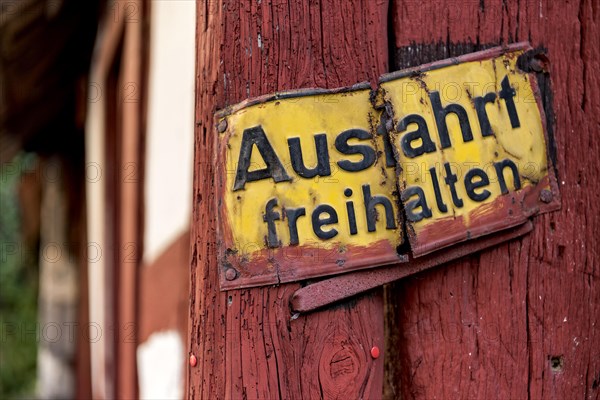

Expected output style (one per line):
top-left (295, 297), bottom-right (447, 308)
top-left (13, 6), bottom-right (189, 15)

top-left (189, 354), bottom-right (197, 367)
top-left (370, 346), bottom-right (380, 359)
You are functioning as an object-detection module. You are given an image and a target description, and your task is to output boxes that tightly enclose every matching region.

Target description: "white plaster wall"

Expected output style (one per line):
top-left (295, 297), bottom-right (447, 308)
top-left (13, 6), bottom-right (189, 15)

top-left (85, 59), bottom-right (108, 400)
top-left (137, 330), bottom-right (184, 400)
top-left (143, 0), bottom-right (196, 266)
top-left (138, 2), bottom-right (195, 398)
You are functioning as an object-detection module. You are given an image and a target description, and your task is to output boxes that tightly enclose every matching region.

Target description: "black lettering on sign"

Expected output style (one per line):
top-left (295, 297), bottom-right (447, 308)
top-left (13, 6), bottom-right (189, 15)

top-left (376, 121), bottom-right (397, 167)
top-left (430, 91), bottom-right (473, 149)
top-left (473, 92), bottom-right (497, 137)
top-left (398, 114), bottom-right (436, 158)
top-left (500, 76), bottom-right (520, 129)
top-left (429, 167), bottom-right (448, 213)
top-left (401, 186), bottom-right (432, 222)
top-left (344, 188), bottom-right (358, 235)
top-left (312, 204), bottom-right (339, 240)
top-left (443, 162), bottom-right (464, 208)
top-left (335, 129), bottom-right (377, 172)
top-left (287, 134), bottom-right (331, 178)
top-left (494, 159), bottom-right (522, 194)
top-left (285, 207), bottom-right (306, 245)
top-left (263, 198), bottom-right (281, 248)
top-left (234, 126), bottom-right (291, 191)
top-left (362, 184), bottom-right (397, 232)
top-left (464, 168), bottom-right (491, 202)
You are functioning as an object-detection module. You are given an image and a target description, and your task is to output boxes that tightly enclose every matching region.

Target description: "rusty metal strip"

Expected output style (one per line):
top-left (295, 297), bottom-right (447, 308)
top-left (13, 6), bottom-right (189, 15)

top-left (291, 221), bottom-right (533, 313)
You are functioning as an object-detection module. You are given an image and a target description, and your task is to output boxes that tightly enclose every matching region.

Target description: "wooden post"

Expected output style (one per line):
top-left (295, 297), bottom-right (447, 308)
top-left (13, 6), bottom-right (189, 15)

top-left (385, 0), bottom-right (600, 398)
top-left (188, 0), bottom-right (389, 398)
top-left (116, 1), bottom-right (146, 397)
top-left (189, 0), bottom-right (599, 398)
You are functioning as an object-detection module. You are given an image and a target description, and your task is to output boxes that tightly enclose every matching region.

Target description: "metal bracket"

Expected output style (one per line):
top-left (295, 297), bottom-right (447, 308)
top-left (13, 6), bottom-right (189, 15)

top-left (291, 221), bottom-right (533, 313)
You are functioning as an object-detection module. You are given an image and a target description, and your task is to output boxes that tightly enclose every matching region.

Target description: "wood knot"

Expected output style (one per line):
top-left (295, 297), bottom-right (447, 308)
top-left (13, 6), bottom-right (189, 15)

top-left (329, 348), bottom-right (357, 379)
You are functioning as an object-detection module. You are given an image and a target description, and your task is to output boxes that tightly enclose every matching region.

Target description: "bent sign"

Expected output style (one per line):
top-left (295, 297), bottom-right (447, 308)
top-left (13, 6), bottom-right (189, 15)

top-left (380, 45), bottom-right (560, 256)
top-left (215, 85), bottom-right (406, 290)
top-left (214, 43), bottom-right (560, 290)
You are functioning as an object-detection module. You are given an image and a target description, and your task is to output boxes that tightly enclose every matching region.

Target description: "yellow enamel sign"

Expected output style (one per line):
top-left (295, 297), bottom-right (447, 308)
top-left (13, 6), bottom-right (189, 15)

top-left (214, 43), bottom-right (559, 290)
top-left (215, 86), bottom-right (406, 290)
top-left (381, 46), bottom-right (558, 256)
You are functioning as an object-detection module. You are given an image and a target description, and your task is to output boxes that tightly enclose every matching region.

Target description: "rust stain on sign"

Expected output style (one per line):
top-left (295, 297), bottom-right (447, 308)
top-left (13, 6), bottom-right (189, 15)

top-left (213, 43), bottom-right (560, 291)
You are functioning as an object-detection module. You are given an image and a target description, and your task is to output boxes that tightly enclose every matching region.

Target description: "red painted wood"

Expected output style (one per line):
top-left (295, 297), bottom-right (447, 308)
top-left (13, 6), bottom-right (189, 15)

top-left (387, 0), bottom-right (600, 398)
top-left (188, 0), bottom-right (389, 398)
top-left (189, 1), bottom-right (599, 398)
top-left (139, 231), bottom-right (189, 344)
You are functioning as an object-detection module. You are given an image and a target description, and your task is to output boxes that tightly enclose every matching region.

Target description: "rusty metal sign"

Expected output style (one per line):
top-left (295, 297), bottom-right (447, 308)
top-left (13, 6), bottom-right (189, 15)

top-left (214, 42), bottom-right (560, 291)
top-left (380, 43), bottom-right (560, 256)
top-left (215, 85), bottom-right (406, 290)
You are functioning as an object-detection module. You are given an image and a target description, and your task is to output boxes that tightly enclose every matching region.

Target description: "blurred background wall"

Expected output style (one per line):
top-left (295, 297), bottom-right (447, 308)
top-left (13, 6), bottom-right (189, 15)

top-left (1, 1), bottom-right (195, 398)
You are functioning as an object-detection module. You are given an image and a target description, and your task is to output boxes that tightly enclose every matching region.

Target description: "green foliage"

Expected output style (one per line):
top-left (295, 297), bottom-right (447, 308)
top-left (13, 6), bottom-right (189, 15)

top-left (1, 153), bottom-right (38, 398)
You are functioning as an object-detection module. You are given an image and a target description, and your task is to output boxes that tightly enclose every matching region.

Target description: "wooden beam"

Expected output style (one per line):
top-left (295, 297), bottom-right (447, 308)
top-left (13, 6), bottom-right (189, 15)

top-left (116, 0), bottom-right (148, 397)
top-left (386, 0), bottom-right (600, 398)
top-left (188, 0), bottom-right (390, 398)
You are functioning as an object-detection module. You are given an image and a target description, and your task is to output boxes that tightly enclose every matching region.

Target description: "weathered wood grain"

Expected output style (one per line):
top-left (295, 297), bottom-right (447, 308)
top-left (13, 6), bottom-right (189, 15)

top-left (188, 0), bottom-right (390, 398)
top-left (387, 0), bottom-right (599, 398)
